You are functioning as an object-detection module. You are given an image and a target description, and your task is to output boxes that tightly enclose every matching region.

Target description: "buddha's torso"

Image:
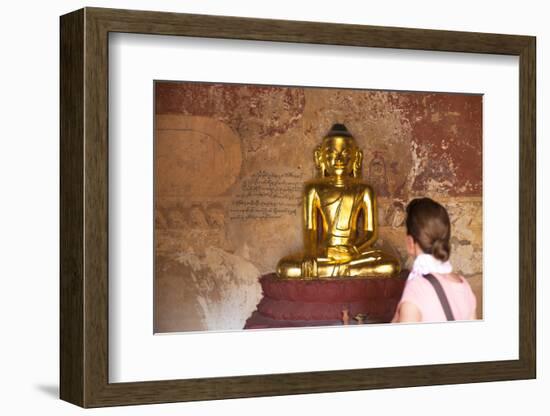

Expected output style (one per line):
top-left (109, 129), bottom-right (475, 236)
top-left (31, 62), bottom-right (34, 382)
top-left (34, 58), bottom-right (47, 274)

top-left (309, 179), bottom-right (369, 248)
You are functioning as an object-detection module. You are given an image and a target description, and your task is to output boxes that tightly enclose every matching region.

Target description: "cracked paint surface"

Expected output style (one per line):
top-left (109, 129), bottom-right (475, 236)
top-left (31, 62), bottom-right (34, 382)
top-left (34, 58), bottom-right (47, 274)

top-left (154, 82), bottom-right (483, 332)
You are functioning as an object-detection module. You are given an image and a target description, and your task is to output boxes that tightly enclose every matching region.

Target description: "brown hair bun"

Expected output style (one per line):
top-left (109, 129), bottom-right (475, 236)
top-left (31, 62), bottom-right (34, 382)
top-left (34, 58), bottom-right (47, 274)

top-left (431, 238), bottom-right (451, 262)
top-left (406, 197), bottom-right (451, 262)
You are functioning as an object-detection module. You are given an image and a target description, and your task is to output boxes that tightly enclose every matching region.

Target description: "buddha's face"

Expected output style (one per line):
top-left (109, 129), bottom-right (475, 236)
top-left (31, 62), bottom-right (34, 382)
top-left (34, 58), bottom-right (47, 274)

top-left (320, 136), bottom-right (358, 177)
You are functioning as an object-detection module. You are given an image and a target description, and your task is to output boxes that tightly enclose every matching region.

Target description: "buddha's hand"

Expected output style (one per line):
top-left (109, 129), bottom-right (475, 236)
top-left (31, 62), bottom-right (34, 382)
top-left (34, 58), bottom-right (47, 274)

top-left (328, 245), bottom-right (360, 263)
top-left (301, 257), bottom-right (318, 279)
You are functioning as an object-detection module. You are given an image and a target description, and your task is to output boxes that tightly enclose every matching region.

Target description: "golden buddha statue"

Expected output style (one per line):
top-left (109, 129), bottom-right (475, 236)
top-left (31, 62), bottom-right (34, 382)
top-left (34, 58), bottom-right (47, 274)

top-left (276, 124), bottom-right (400, 279)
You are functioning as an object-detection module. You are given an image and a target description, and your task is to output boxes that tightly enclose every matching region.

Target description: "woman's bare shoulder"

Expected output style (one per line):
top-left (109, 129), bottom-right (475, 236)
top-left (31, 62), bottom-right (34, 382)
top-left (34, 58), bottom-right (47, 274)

top-left (440, 272), bottom-right (464, 283)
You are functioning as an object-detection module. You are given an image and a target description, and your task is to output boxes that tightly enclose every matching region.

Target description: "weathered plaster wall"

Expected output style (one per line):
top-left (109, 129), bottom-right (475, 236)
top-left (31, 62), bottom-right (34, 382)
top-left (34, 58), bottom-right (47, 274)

top-left (154, 81), bottom-right (483, 332)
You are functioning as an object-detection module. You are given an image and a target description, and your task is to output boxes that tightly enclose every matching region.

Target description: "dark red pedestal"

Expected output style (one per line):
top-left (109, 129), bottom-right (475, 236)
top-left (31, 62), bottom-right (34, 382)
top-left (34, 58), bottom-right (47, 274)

top-left (244, 272), bottom-right (406, 329)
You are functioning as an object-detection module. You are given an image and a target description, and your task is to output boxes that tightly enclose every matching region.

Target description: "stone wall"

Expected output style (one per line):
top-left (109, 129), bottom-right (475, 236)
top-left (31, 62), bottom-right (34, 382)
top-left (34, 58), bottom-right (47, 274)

top-left (154, 81), bottom-right (483, 332)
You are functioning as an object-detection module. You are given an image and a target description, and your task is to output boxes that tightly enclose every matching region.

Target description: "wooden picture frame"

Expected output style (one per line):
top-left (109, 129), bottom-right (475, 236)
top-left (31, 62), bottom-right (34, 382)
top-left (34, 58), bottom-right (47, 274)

top-left (60, 7), bottom-right (536, 408)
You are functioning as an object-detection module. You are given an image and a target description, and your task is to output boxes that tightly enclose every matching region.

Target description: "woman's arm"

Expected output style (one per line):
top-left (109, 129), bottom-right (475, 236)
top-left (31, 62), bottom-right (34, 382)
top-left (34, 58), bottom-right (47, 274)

top-left (393, 302), bottom-right (422, 323)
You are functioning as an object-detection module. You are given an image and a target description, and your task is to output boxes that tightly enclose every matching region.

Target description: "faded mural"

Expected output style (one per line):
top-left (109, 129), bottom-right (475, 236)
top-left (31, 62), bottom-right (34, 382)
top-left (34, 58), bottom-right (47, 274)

top-left (154, 81), bottom-right (483, 333)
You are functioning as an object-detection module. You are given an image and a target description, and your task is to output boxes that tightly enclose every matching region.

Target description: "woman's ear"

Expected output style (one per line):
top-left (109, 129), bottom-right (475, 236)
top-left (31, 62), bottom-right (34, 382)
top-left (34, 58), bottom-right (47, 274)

top-left (406, 235), bottom-right (416, 256)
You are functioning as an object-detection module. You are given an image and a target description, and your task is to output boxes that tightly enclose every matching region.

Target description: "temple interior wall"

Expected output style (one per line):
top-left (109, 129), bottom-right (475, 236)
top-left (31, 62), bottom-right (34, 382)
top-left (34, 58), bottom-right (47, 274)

top-left (154, 82), bottom-right (483, 332)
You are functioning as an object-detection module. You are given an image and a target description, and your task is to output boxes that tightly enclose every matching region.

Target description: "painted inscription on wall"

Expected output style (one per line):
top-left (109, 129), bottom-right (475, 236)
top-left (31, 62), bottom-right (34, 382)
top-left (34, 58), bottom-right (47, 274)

top-left (229, 170), bottom-right (305, 220)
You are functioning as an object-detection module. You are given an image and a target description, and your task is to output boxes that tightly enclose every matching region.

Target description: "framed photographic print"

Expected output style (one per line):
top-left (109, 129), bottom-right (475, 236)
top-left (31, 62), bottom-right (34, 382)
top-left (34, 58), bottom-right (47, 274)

top-left (60, 7), bottom-right (536, 408)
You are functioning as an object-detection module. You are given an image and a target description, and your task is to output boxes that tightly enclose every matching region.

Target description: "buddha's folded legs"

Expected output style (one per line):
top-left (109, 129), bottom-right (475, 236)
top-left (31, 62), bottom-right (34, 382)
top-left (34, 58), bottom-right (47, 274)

top-left (276, 249), bottom-right (400, 279)
top-left (276, 254), bottom-right (304, 279)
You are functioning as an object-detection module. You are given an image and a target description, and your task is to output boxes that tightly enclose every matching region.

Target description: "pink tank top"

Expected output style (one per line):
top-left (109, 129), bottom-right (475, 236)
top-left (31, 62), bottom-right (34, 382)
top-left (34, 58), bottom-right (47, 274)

top-left (398, 273), bottom-right (477, 322)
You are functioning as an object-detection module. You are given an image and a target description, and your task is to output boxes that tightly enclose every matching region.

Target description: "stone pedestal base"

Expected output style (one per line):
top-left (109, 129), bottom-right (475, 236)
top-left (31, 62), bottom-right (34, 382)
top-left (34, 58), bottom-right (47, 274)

top-left (244, 272), bottom-right (406, 329)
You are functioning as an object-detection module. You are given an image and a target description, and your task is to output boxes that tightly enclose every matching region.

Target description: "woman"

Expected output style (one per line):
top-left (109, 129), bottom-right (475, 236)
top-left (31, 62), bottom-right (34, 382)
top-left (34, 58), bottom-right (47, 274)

top-left (392, 198), bottom-right (477, 323)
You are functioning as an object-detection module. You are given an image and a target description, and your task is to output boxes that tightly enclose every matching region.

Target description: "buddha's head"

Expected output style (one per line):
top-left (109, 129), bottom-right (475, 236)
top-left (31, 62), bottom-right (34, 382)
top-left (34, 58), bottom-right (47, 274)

top-left (314, 124), bottom-right (363, 178)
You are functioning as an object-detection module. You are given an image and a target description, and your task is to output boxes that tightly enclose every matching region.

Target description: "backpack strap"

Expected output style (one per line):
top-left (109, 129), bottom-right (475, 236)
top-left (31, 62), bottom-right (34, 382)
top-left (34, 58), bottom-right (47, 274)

top-left (423, 274), bottom-right (455, 321)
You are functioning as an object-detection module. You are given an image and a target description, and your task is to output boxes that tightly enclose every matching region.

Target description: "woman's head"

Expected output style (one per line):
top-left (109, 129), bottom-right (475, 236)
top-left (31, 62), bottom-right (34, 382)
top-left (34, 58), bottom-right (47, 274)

top-left (405, 197), bottom-right (451, 262)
